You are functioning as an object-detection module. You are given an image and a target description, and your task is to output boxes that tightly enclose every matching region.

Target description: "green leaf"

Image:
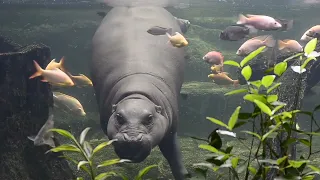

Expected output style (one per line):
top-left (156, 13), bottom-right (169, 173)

top-left (261, 75), bottom-right (276, 88)
top-left (248, 166), bottom-right (257, 175)
top-left (240, 46), bottom-right (266, 67)
top-left (262, 122), bottom-right (282, 141)
top-left (301, 56), bottom-right (316, 69)
top-left (241, 131), bottom-right (261, 140)
top-left (254, 99), bottom-right (272, 116)
top-left (77, 161), bottom-right (89, 171)
top-left (77, 178), bottom-right (84, 180)
top-left (283, 52), bottom-right (303, 62)
top-left (97, 159), bottom-right (130, 168)
top-left (61, 155), bottom-right (90, 174)
top-left (198, 144), bottom-right (225, 155)
top-left (228, 106), bottom-right (241, 130)
top-left (243, 94), bottom-right (267, 103)
top-left (49, 128), bottom-right (77, 142)
top-left (267, 95), bottom-right (278, 103)
top-left (288, 160), bottom-right (310, 168)
top-left (313, 104), bottom-right (320, 112)
top-left (304, 38), bottom-right (318, 55)
top-left (224, 60), bottom-right (240, 67)
top-left (83, 141), bottom-right (93, 158)
top-left (277, 156), bottom-right (288, 165)
top-left (308, 165), bottom-right (320, 172)
top-left (48, 144), bottom-right (81, 153)
top-left (258, 159), bottom-right (278, 165)
top-left (298, 139), bottom-right (311, 147)
top-left (271, 105), bottom-right (286, 116)
top-left (231, 157), bottom-right (239, 169)
top-left (134, 165), bottom-right (158, 180)
top-left (274, 62), bottom-right (287, 76)
top-left (95, 172), bottom-right (117, 180)
top-left (225, 89), bottom-right (248, 96)
top-left (79, 127), bottom-right (91, 145)
top-left (241, 65), bottom-right (252, 81)
top-left (267, 82), bottom-right (282, 94)
top-left (249, 80), bottom-right (262, 88)
top-left (92, 139), bottom-right (117, 156)
top-left (206, 117), bottom-right (228, 129)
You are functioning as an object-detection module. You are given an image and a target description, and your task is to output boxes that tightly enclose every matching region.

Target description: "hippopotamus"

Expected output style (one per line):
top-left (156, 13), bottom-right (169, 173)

top-left (90, 3), bottom-right (189, 180)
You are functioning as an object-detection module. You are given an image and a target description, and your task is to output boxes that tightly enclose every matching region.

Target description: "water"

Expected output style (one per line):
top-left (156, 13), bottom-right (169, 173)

top-left (1, 0), bottom-right (320, 179)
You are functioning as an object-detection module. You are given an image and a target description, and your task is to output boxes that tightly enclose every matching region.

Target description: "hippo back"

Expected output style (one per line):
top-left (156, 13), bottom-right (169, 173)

top-left (91, 6), bottom-right (185, 110)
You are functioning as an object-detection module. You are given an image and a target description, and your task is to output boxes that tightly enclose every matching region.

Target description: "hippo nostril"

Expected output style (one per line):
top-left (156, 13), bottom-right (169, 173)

top-left (136, 133), bottom-right (143, 141)
top-left (123, 133), bottom-right (130, 141)
top-left (123, 133), bottom-right (143, 142)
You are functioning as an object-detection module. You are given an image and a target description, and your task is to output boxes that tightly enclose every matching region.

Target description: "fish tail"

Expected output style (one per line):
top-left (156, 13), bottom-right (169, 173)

top-left (237, 14), bottom-right (247, 24)
top-left (277, 40), bottom-right (286, 50)
top-left (264, 35), bottom-right (276, 48)
top-left (165, 32), bottom-right (172, 39)
top-left (59, 56), bottom-right (67, 73)
top-left (29, 60), bottom-right (44, 79)
top-left (233, 80), bottom-right (240, 87)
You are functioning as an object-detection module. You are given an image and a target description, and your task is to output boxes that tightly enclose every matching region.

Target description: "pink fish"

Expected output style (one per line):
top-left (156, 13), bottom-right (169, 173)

top-left (236, 35), bottom-right (276, 56)
top-left (278, 39), bottom-right (303, 53)
top-left (202, 51), bottom-right (224, 65)
top-left (301, 25), bottom-right (320, 42)
top-left (29, 60), bottom-right (74, 87)
top-left (237, 14), bottom-right (282, 31)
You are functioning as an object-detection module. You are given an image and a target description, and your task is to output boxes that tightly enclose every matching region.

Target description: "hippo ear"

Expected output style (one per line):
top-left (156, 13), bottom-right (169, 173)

top-left (155, 105), bottom-right (162, 114)
top-left (112, 104), bottom-right (117, 113)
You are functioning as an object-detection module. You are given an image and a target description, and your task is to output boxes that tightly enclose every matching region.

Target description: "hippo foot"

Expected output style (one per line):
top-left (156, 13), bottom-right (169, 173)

top-left (159, 132), bottom-right (189, 180)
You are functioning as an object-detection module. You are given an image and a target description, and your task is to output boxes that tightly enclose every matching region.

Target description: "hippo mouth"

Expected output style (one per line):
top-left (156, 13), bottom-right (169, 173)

top-left (113, 132), bottom-right (152, 163)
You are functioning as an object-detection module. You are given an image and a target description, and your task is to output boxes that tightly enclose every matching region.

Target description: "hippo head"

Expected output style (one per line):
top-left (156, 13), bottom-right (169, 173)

top-left (107, 97), bottom-right (168, 162)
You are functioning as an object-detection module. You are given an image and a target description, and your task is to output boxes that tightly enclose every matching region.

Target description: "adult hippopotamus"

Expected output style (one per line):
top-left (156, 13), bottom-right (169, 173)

top-left (90, 2), bottom-right (189, 180)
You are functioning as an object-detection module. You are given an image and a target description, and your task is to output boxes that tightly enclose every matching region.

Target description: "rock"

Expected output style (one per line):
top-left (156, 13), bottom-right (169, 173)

top-left (0, 36), bottom-right (75, 180)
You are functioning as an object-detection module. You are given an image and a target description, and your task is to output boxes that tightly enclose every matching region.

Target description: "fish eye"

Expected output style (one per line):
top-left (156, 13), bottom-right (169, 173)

top-left (143, 114), bottom-right (153, 125)
top-left (116, 113), bottom-right (125, 124)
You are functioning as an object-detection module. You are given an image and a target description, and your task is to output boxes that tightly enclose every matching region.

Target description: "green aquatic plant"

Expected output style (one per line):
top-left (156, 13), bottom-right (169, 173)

top-left (193, 38), bottom-right (320, 180)
top-left (47, 127), bottom-right (158, 180)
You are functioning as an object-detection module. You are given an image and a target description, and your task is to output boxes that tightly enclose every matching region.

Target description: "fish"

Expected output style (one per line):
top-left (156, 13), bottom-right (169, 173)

top-left (208, 73), bottom-right (239, 87)
top-left (236, 35), bottom-right (276, 56)
top-left (237, 14), bottom-right (282, 31)
top-left (147, 26), bottom-right (172, 36)
top-left (45, 56), bottom-right (67, 72)
top-left (278, 39), bottom-right (303, 53)
top-left (53, 92), bottom-right (86, 116)
top-left (174, 17), bottom-right (190, 34)
top-left (203, 51), bottom-right (224, 65)
top-left (220, 24), bottom-right (257, 41)
top-left (27, 114), bottom-right (55, 148)
top-left (275, 19), bottom-right (294, 31)
top-left (210, 64), bottom-right (226, 74)
top-left (68, 73), bottom-right (93, 87)
top-left (301, 25), bottom-right (320, 42)
top-left (306, 31), bottom-right (320, 39)
top-left (166, 31), bottom-right (188, 48)
top-left (29, 60), bottom-right (75, 87)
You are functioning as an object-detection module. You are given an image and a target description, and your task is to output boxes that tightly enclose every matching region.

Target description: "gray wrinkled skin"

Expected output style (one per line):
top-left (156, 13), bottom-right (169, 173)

top-left (91, 6), bottom-right (188, 180)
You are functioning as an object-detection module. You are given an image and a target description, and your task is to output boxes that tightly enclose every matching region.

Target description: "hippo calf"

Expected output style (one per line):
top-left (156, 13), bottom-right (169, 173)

top-left (90, 3), bottom-right (189, 180)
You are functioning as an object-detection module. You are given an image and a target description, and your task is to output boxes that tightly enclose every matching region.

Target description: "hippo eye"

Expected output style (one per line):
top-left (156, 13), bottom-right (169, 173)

top-left (143, 114), bottom-right (153, 125)
top-left (116, 113), bottom-right (125, 125)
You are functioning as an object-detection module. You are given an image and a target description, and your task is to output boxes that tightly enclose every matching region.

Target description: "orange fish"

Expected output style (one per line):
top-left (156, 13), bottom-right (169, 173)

top-left (166, 31), bottom-right (188, 48)
top-left (203, 51), bottom-right (224, 65)
top-left (208, 73), bottom-right (239, 87)
top-left (210, 64), bottom-right (225, 74)
top-left (29, 60), bottom-right (74, 87)
top-left (236, 35), bottom-right (275, 56)
top-left (278, 39), bottom-right (303, 53)
top-left (45, 56), bottom-right (67, 72)
top-left (68, 73), bottom-right (93, 87)
top-left (53, 92), bottom-right (86, 116)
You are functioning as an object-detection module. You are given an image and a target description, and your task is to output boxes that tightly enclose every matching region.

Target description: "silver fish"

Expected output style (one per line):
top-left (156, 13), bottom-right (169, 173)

top-left (147, 26), bottom-right (172, 36)
top-left (28, 114), bottom-right (55, 148)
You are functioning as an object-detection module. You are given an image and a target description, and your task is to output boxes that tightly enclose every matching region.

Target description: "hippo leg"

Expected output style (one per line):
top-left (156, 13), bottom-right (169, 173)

top-left (159, 132), bottom-right (189, 180)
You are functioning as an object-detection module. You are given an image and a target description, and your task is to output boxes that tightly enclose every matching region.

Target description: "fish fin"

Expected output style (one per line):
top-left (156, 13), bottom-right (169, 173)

top-left (45, 59), bottom-right (56, 70)
top-left (246, 25), bottom-right (258, 35)
top-left (165, 32), bottom-right (172, 39)
top-left (250, 35), bottom-right (270, 41)
top-left (58, 56), bottom-right (67, 73)
top-left (27, 136), bottom-right (36, 142)
top-left (233, 80), bottom-right (240, 87)
top-left (41, 79), bottom-right (48, 82)
top-left (44, 138), bottom-right (56, 148)
top-left (237, 14), bottom-right (247, 24)
top-left (246, 14), bottom-right (264, 17)
top-left (285, 20), bottom-right (294, 31)
top-left (29, 60), bottom-right (44, 79)
top-left (263, 35), bottom-right (276, 48)
top-left (222, 72), bottom-right (229, 75)
top-left (278, 40), bottom-right (286, 50)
